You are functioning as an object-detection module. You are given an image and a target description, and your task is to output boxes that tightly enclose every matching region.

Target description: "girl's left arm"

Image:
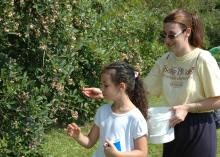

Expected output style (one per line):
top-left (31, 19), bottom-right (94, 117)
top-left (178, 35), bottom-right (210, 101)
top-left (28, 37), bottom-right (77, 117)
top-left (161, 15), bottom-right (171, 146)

top-left (104, 135), bottom-right (148, 157)
top-left (71, 124), bottom-right (100, 148)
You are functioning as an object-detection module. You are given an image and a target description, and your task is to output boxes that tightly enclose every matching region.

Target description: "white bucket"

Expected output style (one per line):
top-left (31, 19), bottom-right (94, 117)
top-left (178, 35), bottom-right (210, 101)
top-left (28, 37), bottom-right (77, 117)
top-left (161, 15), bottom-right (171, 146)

top-left (147, 106), bottom-right (174, 144)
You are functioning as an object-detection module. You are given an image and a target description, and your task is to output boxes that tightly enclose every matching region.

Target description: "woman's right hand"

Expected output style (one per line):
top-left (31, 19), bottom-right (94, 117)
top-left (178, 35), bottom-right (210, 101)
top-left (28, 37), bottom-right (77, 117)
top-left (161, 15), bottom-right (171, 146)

top-left (67, 123), bottom-right (81, 139)
top-left (169, 104), bottom-right (188, 127)
top-left (82, 87), bottom-right (103, 99)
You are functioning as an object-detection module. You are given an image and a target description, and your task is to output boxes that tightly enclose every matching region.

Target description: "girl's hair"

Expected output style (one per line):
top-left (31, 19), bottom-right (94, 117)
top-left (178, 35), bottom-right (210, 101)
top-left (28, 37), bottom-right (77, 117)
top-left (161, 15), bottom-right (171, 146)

top-left (101, 61), bottom-right (148, 119)
top-left (163, 8), bottom-right (204, 48)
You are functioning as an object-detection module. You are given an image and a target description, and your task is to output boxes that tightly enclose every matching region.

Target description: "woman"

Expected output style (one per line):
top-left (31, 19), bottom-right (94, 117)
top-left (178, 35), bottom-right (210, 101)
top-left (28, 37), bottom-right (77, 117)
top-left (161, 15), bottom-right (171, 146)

top-left (144, 9), bottom-right (220, 157)
top-left (83, 9), bottom-right (220, 157)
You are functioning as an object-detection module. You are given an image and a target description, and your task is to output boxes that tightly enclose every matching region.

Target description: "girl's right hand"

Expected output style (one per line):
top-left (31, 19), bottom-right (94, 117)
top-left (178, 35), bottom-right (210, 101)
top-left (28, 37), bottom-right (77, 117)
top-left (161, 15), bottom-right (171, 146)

top-left (67, 123), bottom-right (81, 139)
top-left (82, 87), bottom-right (103, 99)
top-left (104, 139), bottom-right (119, 157)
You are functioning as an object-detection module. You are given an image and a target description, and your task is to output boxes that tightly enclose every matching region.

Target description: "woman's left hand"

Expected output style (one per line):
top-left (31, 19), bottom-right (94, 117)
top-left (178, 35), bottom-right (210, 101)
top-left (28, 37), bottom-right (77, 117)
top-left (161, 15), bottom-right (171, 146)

top-left (103, 140), bottom-right (119, 157)
top-left (170, 104), bottom-right (189, 127)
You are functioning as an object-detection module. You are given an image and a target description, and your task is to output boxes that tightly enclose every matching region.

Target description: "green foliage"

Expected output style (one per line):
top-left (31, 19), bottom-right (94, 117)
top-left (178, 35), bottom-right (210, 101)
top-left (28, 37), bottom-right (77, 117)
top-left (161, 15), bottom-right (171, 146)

top-left (0, 0), bottom-right (219, 156)
top-left (0, 59), bottom-right (50, 156)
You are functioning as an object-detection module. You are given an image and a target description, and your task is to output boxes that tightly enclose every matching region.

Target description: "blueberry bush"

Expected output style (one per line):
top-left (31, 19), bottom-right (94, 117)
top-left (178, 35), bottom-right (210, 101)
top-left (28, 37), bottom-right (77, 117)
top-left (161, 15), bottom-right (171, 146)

top-left (0, 0), bottom-right (219, 156)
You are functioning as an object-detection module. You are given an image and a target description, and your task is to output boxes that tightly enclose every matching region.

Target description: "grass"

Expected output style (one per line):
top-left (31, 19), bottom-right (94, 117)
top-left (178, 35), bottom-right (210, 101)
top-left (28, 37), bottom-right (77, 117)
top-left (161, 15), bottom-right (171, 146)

top-left (42, 125), bottom-right (97, 157)
top-left (42, 127), bottom-right (220, 157)
top-left (42, 96), bottom-right (220, 157)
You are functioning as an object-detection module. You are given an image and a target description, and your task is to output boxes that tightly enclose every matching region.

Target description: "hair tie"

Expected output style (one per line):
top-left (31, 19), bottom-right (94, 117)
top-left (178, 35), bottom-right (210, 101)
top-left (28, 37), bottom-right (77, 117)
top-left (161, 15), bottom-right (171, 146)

top-left (134, 71), bottom-right (139, 78)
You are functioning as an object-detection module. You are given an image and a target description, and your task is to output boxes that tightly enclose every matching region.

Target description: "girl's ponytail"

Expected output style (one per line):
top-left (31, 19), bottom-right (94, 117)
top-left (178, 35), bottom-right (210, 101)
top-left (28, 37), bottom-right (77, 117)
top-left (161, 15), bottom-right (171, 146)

top-left (131, 74), bottom-right (148, 119)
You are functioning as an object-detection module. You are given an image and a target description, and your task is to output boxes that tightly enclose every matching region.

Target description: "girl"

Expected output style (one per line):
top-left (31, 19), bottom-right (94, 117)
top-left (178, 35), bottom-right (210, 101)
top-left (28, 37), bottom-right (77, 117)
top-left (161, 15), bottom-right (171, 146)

top-left (67, 61), bottom-right (148, 157)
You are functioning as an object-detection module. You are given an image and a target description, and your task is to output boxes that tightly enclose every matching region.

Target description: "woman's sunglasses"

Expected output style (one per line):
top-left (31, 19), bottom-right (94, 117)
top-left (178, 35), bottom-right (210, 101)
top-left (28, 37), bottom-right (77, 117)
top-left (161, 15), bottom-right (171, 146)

top-left (160, 28), bottom-right (187, 40)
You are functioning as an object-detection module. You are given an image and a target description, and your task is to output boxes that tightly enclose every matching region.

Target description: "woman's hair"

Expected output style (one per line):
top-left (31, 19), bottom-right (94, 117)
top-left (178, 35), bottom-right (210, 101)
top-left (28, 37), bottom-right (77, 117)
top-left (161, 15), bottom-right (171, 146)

top-left (163, 8), bottom-right (204, 48)
top-left (101, 61), bottom-right (148, 119)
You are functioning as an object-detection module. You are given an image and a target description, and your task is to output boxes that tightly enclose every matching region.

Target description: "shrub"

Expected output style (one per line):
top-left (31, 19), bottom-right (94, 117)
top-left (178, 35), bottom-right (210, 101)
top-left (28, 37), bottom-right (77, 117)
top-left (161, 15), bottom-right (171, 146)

top-left (0, 59), bottom-right (50, 156)
top-left (0, 0), bottom-right (219, 155)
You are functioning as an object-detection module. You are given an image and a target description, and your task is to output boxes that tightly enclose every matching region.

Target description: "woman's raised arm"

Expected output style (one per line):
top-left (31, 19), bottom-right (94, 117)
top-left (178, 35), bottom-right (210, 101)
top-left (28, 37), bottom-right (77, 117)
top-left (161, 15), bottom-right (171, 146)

top-left (82, 87), bottom-right (104, 99)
